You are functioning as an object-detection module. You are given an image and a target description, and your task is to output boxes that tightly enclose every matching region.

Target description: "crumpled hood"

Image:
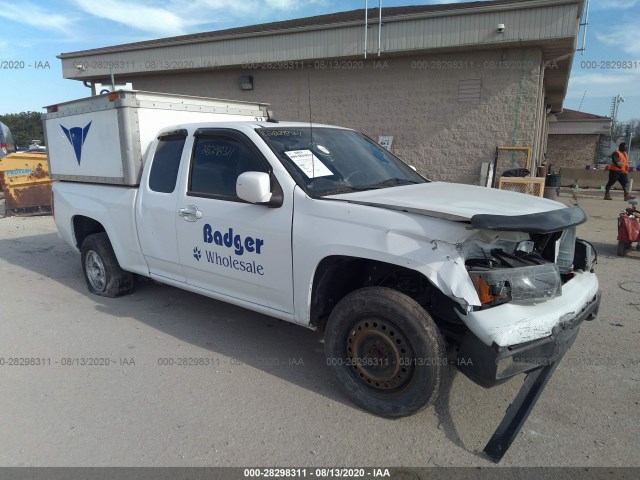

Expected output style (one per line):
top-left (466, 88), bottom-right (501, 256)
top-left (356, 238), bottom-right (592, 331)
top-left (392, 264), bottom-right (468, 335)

top-left (328, 182), bottom-right (567, 221)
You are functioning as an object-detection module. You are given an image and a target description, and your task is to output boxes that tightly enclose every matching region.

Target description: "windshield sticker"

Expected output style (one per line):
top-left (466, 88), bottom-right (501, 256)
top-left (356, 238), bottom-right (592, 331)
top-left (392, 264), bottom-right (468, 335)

top-left (285, 150), bottom-right (332, 178)
top-left (265, 130), bottom-right (303, 137)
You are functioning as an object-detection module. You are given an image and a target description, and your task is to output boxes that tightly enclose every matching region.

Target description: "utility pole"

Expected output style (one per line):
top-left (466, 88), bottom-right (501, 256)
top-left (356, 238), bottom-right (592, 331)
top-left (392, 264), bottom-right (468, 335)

top-left (628, 130), bottom-right (634, 168)
top-left (610, 94), bottom-right (625, 137)
top-left (598, 95), bottom-right (625, 166)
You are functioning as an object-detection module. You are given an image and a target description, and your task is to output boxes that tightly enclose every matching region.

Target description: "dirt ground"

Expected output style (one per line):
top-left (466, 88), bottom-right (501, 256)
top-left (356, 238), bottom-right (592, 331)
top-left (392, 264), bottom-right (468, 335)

top-left (0, 193), bottom-right (638, 467)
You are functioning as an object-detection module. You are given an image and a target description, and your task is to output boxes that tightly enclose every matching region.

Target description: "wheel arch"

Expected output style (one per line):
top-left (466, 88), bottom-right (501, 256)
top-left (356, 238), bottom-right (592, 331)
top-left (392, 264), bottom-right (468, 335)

top-left (309, 255), bottom-right (461, 335)
top-left (73, 215), bottom-right (106, 250)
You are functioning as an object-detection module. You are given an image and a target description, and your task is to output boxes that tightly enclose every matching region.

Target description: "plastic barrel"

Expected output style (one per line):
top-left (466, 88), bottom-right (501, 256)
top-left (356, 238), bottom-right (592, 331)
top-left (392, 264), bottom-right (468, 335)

top-left (544, 187), bottom-right (558, 200)
top-left (545, 174), bottom-right (561, 188)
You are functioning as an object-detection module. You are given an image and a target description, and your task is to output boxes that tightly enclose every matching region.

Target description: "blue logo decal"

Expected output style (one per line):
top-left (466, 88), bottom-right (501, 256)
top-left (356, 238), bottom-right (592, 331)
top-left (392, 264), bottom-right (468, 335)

top-left (193, 247), bottom-right (202, 261)
top-left (60, 122), bottom-right (92, 165)
top-left (203, 224), bottom-right (264, 256)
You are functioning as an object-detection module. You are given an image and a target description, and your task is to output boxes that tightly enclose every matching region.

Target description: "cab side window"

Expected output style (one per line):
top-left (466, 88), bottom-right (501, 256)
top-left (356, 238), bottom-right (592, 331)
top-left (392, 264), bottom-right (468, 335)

top-left (189, 135), bottom-right (268, 200)
top-left (148, 133), bottom-right (186, 193)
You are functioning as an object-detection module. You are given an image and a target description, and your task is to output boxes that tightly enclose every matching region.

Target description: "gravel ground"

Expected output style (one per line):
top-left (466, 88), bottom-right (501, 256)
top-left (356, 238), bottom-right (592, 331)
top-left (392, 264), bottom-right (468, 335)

top-left (0, 194), bottom-right (638, 467)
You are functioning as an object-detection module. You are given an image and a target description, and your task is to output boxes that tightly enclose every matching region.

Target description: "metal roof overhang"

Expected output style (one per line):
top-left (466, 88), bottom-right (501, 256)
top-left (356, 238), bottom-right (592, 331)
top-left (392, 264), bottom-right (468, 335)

top-left (549, 119), bottom-right (612, 135)
top-left (58, 0), bottom-right (584, 111)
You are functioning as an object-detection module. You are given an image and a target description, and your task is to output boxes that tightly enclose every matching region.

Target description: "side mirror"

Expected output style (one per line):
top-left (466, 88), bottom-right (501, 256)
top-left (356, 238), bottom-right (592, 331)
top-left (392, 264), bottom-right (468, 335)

top-left (237, 171), bottom-right (273, 204)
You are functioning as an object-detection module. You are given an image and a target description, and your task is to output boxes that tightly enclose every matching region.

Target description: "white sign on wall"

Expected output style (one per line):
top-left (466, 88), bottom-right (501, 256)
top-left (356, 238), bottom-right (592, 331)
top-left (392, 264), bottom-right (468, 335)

top-left (378, 135), bottom-right (394, 151)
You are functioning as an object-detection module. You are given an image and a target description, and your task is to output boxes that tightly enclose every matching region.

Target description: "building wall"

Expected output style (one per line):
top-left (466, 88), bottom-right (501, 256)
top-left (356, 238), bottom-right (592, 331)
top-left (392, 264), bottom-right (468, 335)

top-left (546, 134), bottom-right (600, 170)
top-left (61, 2), bottom-right (582, 80)
top-left (128, 48), bottom-right (543, 184)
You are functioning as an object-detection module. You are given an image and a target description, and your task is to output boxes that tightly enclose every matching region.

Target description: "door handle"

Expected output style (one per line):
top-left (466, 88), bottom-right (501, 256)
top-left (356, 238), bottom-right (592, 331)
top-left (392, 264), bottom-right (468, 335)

top-left (178, 205), bottom-right (203, 222)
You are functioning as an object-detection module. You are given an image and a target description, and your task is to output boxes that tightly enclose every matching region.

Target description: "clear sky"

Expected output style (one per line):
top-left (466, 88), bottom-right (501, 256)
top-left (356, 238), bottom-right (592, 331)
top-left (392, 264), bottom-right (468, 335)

top-left (0, 0), bottom-right (638, 121)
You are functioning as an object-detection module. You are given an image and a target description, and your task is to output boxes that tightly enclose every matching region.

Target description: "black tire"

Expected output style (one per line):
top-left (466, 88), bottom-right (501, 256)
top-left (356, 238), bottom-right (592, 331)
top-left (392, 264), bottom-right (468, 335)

top-left (80, 232), bottom-right (133, 297)
top-left (617, 241), bottom-right (629, 257)
top-left (325, 287), bottom-right (445, 418)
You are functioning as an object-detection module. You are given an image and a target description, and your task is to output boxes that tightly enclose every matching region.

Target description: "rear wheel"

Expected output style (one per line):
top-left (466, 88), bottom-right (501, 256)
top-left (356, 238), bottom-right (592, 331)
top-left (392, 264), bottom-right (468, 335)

top-left (325, 287), bottom-right (444, 418)
top-left (81, 233), bottom-right (133, 297)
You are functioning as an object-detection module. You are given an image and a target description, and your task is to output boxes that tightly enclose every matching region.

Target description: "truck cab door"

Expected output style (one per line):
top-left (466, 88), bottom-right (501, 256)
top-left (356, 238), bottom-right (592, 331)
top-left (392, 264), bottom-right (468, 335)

top-left (175, 129), bottom-right (294, 315)
top-left (136, 130), bottom-right (189, 283)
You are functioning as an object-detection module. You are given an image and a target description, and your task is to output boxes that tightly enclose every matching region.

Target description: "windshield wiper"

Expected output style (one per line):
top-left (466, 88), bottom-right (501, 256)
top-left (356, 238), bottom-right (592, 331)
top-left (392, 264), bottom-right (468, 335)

top-left (318, 186), bottom-right (365, 196)
top-left (319, 178), bottom-right (419, 196)
top-left (359, 178), bottom-right (420, 190)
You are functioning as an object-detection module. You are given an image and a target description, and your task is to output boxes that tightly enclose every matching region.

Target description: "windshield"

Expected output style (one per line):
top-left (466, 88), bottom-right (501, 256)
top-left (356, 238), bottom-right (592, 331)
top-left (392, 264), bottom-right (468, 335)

top-left (256, 127), bottom-right (427, 196)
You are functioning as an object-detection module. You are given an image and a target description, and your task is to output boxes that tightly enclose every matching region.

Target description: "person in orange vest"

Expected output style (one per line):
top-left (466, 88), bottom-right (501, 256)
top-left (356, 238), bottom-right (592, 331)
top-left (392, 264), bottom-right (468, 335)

top-left (604, 142), bottom-right (636, 201)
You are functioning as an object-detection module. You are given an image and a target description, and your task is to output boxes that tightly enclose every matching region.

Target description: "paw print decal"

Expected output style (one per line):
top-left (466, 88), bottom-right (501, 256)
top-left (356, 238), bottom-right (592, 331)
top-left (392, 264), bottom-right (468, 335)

top-left (193, 246), bottom-right (202, 261)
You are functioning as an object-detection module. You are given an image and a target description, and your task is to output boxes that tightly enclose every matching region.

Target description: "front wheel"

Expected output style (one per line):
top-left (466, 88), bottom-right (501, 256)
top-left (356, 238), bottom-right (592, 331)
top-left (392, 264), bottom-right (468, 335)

top-left (81, 233), bottom-right (133, 297)
top-left (324, 287), bottom-right (445, 418)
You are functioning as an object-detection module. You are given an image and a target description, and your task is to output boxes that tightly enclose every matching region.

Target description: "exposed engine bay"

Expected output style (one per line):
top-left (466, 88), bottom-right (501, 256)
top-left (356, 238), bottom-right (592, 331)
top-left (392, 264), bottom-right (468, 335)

top-left (463, 228), bottom-right (596, 310)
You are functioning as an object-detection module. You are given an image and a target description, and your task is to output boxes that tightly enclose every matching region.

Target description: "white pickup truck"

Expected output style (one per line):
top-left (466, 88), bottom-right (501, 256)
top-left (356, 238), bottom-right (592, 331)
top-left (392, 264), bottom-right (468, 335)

top-left (45, 91), bottom-right (601, 461)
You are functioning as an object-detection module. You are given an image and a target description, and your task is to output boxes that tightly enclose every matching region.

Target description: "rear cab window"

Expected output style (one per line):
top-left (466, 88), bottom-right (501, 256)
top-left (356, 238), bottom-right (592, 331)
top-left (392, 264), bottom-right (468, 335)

top-left (148, 130), bottom-right (187, 193)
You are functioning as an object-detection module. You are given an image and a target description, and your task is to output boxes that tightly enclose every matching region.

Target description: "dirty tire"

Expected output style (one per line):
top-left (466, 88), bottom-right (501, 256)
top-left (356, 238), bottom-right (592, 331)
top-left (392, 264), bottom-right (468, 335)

top-left (81, 233), bottom-right (133, 297)
top-left (325, 287), bottom-right (445, 418)
top-left (617, 241), bottom-right (628, 257)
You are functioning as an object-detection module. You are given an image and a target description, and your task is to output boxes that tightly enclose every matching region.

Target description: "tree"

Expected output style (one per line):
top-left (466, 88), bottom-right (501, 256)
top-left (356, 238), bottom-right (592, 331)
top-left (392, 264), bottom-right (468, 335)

top-left (0, 112), bottom-right (44, 147)
top-left (627, 119), bottom-right (640, 151)
top-left (614, 119), bottom-right (639, 146)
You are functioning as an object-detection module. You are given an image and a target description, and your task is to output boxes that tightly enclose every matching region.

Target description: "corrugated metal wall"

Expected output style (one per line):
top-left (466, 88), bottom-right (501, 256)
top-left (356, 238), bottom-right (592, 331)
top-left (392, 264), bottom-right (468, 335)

top-left (62, 2), bottom-right (580, 79)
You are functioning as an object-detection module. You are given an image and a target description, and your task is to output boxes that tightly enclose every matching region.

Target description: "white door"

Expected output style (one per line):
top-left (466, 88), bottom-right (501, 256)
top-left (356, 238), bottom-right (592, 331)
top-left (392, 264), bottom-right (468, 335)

top-left (136, 130), bottom-right (190, 283)
top-left (175, 129), bottom-right (294, 314)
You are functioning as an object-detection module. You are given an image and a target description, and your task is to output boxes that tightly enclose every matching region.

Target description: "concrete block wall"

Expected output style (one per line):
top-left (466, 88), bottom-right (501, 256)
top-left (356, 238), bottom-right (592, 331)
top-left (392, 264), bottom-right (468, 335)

top-left (547, 134), bottom-right (600, 170)
top-left (130, 48), bottom-right (543, 185)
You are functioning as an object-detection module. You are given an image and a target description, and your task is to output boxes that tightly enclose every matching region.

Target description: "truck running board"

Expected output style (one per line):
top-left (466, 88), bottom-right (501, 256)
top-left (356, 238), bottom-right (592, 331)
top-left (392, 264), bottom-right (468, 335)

top-left (482, 344), bottom-right (569, 462)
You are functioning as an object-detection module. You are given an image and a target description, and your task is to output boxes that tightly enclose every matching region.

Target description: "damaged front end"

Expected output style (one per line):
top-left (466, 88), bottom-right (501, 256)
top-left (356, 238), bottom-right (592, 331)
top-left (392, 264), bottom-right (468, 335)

top-left (458, 206), bottom-right (598, 351)
top-left (450, 206), bottom-right (601, 462)
top-left (468, 254), bottom-right (562, 307)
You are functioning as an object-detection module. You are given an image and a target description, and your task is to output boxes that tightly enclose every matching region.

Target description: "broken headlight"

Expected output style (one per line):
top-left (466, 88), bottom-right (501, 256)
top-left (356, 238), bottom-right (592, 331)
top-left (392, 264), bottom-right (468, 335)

top-left (469, 264), bottom-right (561, 306)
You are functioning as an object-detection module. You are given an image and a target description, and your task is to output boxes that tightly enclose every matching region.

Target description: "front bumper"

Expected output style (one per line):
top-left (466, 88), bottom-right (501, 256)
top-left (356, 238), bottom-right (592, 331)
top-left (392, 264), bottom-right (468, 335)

top-left (457, 289), bottom-right (601, 388)
top-left (457, 271), bottom-right (600, 347)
